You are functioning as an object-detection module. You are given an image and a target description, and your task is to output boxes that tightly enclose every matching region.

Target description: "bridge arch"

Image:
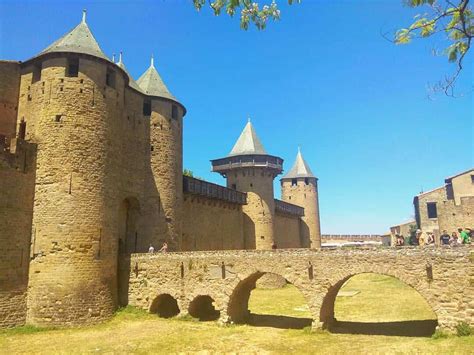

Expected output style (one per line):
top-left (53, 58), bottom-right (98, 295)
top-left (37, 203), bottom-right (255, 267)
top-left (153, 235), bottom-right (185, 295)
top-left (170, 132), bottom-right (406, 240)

top-left (319, 270), bottom-right (438, 332)
top-left (149, 293), bottom-right (180, 318)
top-left (227, 270), bottom-right (312, 324)
top-left (189, 295), bottom-right (220, 321)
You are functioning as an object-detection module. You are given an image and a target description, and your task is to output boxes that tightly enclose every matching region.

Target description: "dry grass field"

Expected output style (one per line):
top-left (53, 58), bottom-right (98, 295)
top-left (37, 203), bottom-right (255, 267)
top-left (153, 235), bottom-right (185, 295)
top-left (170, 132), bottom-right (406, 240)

top-left (1, 274), bottom-right (472, 354)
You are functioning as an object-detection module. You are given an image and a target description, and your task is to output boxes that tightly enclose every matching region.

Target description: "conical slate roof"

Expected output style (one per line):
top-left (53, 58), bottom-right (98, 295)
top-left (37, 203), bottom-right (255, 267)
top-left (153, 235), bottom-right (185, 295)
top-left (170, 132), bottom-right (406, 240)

top-left (137, 57), bottom-right (176, 101)
top-left (282, 148), bottom-right (316, 179)
top-left (229, 121), bottom-right (267, 156)
top-left (116, 52), bottom-right (142, 93)
top-left (39, 11), bottom-right (109, 61)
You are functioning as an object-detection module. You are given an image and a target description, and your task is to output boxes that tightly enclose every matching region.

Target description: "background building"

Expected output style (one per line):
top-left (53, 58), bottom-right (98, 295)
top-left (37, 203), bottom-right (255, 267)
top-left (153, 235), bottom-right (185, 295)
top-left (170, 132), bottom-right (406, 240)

top-left (390, 168), bottom-right (474, 244)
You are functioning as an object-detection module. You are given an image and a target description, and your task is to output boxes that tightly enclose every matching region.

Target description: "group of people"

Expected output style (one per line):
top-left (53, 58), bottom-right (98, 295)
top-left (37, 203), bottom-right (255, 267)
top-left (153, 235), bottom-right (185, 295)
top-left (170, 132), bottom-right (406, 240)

top-left (395, 227), bottom-right (472, 246)
top-left (148, 242), bottom-right (168, 253)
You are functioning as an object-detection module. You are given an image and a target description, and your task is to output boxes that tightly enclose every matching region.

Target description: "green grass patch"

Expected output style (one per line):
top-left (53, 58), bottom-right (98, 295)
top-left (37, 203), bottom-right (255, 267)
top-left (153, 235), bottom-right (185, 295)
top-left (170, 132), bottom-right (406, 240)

top-left (0, 324), bottom-right (54, 335)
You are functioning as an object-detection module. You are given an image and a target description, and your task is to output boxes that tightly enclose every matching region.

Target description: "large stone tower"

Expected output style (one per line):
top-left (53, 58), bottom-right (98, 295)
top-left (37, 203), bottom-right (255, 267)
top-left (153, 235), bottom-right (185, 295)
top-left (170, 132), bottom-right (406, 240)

top-left (211, 121), bottom-right (283, 249)
top-left (20, 13), bottom-right (124, 325)
top-left (281, 148), bottom-right (321, 248)
top-left (137, 56), bottom-right (185, 251)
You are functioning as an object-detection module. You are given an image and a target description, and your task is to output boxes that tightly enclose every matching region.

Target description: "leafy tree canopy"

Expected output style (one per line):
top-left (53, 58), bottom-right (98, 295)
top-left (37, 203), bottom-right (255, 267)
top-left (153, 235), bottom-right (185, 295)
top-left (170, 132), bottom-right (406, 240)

top-left (395, 0), bottom-right (472, 95)
top-left (192, 0), bottom-right (300, 30)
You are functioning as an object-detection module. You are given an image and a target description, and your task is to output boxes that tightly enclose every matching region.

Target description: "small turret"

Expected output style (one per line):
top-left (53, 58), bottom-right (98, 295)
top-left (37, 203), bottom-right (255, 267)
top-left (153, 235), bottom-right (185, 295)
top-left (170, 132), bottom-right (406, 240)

top-left (211, 120), bottom-right (283, 249)
top-left (281, 148), bottom-right (321, 248)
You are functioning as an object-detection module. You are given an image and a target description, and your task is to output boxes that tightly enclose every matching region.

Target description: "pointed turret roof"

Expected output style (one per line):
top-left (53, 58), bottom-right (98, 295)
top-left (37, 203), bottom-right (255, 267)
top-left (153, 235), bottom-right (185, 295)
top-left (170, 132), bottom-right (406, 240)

top-left (229, 120), bottom-right (267, 156)
top-left (282, 148), bottom-right (316, 179)
top-left (137, 56), bottom-right (176, 101)
top-left (39, 10), bottom-right (109, 61)
top-left (116, 52), bottom-right (143, 93)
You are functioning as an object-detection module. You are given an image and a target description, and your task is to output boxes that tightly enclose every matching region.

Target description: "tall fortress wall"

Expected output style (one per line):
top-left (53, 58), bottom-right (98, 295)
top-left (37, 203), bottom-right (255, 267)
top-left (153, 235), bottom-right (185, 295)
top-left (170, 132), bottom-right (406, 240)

top-left (0, 138), bottom-right (37, 328)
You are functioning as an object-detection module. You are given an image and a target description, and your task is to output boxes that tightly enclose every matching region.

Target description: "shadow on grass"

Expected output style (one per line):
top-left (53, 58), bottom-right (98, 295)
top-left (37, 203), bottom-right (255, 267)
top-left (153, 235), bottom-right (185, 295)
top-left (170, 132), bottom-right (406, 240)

top-left (329, 319), bottom-right (438, 337)
top-left (248, 313), bottom-right (313, 329)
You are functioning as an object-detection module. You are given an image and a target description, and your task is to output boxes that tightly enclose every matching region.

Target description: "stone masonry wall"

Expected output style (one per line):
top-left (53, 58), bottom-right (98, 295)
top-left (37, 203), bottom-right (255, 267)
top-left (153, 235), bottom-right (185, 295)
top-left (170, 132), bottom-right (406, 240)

top-left (274, 212), bottom-right (301, 249)
top-left (0, 138), bottom-right (36, 327)
top-left (128, 248), bottom-right (473, 332)
top-left (0, 61), bottom-right (20, 140)
top-left (438, 197), bottom-right (474, 233)
top-left (182, 194), bottom-right (245, 251)
top-left (416, 187), bottom-right (446, 234)
top-left (451, 171), bottom-right (474, 205)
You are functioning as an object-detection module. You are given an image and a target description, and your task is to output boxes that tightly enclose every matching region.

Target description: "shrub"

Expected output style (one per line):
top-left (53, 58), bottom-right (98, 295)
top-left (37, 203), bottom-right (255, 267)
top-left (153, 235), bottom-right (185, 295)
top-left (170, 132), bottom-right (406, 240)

top-left (431, 329), bottom-right (449, 339)
top-left (456, 322), bottom-right (472, 337)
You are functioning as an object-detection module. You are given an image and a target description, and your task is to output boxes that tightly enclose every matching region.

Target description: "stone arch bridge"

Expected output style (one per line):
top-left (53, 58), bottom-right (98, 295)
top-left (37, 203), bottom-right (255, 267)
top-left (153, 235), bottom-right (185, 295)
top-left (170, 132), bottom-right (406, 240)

top-left (128, 248), bottom-right (473, 331)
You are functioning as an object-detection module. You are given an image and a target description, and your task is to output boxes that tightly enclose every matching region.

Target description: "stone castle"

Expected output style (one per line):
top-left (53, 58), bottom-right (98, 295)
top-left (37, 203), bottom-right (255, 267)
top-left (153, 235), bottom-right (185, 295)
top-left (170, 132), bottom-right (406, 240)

top-left (0, 13), bottom-right (321, 328)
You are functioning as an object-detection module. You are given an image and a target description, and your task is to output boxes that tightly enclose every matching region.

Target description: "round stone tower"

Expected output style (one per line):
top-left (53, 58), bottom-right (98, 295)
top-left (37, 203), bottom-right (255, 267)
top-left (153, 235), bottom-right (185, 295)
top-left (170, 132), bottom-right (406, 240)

top-left (211, 120), bottom-right (283, 249)
top-left (137, 56), bottom-right (185, 251)
top-left (280, 148), bottom-right (321, 249)
top-left (19, 12), bottom-right (135, 326)
top-left (281, 148), bottom-right (321, 248)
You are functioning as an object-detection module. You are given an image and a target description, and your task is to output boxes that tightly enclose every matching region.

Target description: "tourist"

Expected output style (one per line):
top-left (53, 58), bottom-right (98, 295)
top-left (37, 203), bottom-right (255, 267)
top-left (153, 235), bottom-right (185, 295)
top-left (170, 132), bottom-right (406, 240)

top-left (459, 228), bottom-right (471, 244)
top-left (159, 242), bottom-right (168, 253)
top-left (440, 230), bottom-right (450, 246)
top-left (412, 230), bottom-right (420, 246)
top-left (148, 244), bottom-right (155, 253)
top-left (426, 232), bottom-right (435, 246)
top-left (396, 234), bottom-right (405, 246)
top-left (450, 232), bottom-right (459, 246)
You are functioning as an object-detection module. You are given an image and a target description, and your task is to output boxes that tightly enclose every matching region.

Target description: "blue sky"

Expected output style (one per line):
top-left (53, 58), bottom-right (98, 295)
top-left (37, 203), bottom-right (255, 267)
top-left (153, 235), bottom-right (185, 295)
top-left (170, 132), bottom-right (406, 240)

top-left (1, 1), bottom-right (472, 234)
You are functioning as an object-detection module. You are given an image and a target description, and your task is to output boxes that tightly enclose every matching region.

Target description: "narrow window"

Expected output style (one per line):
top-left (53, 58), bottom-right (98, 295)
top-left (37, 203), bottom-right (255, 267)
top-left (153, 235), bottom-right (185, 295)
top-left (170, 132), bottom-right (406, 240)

top-left (66, 57), bottom-right (79, 77)
top-left (32, 63), bottom-right (42, 83)
top-left (106, 68), bottom-right (116, 88)
top-left (143, 99), bottom-right (151, 116)
top-left (304, 178), bottom-right (309, 185)
top-left (171, 104), bottom-right (178, 119)
top-left (55, 115), bottom-right (62, 122)
top-left (291, 178), bottom-right (297, 186)
top-left (427, 202), bottom-right (437, 219)
top-left (471, 175), bottom-right (474, 184)
top-left (18, 119), bottom-right (26, 139)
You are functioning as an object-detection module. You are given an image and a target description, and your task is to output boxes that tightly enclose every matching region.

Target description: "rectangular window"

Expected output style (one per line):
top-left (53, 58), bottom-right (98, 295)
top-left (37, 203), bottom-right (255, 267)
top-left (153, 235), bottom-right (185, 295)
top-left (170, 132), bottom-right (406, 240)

top-left (106, 68), bottom-right (115, 88)
top-left (172, 104), bottom-right (178, 119)
top-left (291, 178), bottom-right (297, 186)
top-left (66, 58), bottom-right (79, 77)
top-left (143, 99), bottom-right (151, 116)
top-left (471, 175), bottom-right (474, 183)
top-left (427, 202), bottom-right (437, 219)
top-left (32, 63), bottom-right (42, 83)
